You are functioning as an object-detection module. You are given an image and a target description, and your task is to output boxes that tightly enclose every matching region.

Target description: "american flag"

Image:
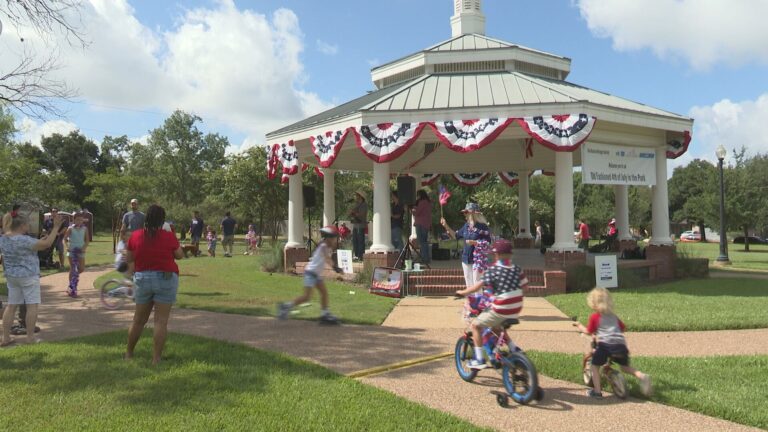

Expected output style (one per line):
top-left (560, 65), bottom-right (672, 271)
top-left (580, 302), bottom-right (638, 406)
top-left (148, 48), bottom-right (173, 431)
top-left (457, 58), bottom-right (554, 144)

top-left (438, 184), bottom-right (451, 206)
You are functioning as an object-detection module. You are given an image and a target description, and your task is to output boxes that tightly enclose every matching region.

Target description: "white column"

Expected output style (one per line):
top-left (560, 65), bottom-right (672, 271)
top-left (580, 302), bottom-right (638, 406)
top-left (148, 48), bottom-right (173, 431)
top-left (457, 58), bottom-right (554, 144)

top-left (551, 151), bottom-right (578, 251)
top-left (370, 162), bottom-right (394, 252)
top-left (651, 147), bottom-right (673, 245)
top-left (322, 169), bottom-right (336, 227)
top-left (517, 170), bottom-right (532, 239)
top-left (285, 173), bottom-right (304, 249)
top-left (614, 184), bottom-right (631, 240)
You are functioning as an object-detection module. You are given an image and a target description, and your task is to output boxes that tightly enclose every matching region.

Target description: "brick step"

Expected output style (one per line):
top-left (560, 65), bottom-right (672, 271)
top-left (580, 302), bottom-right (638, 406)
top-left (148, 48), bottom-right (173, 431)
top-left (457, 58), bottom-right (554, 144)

top-left (408, 284), bottom-right (467, 296)
top-left (407, 275), bottom-right (466, 285)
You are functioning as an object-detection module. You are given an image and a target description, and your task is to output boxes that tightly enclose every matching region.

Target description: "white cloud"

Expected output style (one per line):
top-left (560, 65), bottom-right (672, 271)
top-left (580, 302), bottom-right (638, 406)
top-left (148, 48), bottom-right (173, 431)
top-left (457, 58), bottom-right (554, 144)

top-left (576, 0), bottom-right (768, 69)
top-left (316, 39), bottom-right (338, 55)
top-left (0, 0), bottom-right (333, 151)
top-left (16, 118), bottom-right (78, 147)
top-left (688, 93), bottom-right (768, 163)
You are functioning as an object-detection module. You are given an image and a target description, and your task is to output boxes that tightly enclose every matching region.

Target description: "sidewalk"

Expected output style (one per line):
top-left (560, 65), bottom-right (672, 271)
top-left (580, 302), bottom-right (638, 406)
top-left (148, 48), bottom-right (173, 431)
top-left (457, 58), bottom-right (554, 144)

top-left (24, 269), bottom-right (765, 432)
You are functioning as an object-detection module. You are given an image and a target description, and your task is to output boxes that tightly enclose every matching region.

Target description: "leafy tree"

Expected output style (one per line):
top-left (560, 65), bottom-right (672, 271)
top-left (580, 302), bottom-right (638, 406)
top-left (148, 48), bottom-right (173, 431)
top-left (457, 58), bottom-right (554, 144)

top-left (85, 168), bottom-right (150, 250)
top-left (39, 130), bottom-right (101, 206)
top-left (668, 159), bottom-right (718, 238)
top-left (725, 149), bottom-right (768, 251)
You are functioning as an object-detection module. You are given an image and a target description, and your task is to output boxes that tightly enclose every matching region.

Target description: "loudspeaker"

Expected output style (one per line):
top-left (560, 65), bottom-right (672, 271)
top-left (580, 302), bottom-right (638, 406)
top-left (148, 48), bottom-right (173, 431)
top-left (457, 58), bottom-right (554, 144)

top-left (396, 176), bottom-right (416, 206)
top-left (303, 185), bottom-right (316, 208)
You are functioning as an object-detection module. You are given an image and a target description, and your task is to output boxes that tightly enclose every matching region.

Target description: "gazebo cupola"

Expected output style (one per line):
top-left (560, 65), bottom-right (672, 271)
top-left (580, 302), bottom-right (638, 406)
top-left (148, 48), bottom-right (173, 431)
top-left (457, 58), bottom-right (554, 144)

top-left (451, 0), bottom-right (486, 37)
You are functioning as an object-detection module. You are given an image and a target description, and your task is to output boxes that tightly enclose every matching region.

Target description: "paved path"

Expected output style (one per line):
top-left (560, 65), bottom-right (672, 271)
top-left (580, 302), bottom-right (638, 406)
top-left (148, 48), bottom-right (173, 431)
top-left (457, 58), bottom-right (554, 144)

top-left (12, 269), bottom-right (765, 431)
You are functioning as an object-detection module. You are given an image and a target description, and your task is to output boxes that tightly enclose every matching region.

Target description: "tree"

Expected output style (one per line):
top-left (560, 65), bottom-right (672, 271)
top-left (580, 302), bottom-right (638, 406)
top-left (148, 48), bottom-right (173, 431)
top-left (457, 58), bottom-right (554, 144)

top-left (0, 0), bottom-right (85, 118)
top-left (668, 159), bottom-right (718, 237)
top-left (85, 168), bottom-right (149, 250)
top-left (39, 130), bottom-right (101, 206)
top-left (725, 149), bottom-right (768, 251)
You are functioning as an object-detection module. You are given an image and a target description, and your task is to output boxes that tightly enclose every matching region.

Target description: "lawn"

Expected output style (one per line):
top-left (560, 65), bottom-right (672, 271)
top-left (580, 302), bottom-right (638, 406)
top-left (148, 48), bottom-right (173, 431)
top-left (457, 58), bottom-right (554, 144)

top-left (676, 241), bottom-right (768, 271)
top-left (0, 331), bottom-right (488, 432)
top-left (549, 278), bottom-right (768, 331)
top-left (94, 254), bottom-right (398, 325)
top-left (1, 234), bottom-right (117, 296)
top-left (527, 351), bottom-right (768, 430)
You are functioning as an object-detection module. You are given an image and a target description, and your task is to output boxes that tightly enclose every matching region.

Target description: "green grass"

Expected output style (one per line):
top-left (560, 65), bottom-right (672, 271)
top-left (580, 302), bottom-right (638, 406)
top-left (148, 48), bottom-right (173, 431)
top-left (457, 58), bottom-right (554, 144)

top-left (0, 331), bottom-right (488, 432)
top-left (677, 241), bottom-right (768, 271)
top-left (549, 278), bottom-right (768, 331)
top-left (94, 254), bottom-right (398, 325)
top-left (1, 234), bottom-right (117, 296)
top-left (527, 351), bottom-right (768, 430)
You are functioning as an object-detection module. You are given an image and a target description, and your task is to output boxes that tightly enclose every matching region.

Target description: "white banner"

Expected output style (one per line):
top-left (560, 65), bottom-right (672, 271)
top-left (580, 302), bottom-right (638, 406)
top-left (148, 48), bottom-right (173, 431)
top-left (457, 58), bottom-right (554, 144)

top-left (337, 249), bottom-right (354, 274)
top-left (581, 143), bottom-right (656, 186)
top-left (594, 255), bottom-right (618, 288)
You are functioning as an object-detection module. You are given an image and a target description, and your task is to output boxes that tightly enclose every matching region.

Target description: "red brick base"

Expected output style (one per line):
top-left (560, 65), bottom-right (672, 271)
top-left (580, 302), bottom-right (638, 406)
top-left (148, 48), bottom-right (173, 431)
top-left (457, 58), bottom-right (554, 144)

top-left (544, 271), bottom-right (566, 294)
top-left (545, 250), bottom-right (586, 269)
top-left (645, 244), bottom-right (676, 279)
top-left (363, 251), bottom-right (399, 273)
top-left (513, 238), bottom-right (534, 249)
top-left (284, 247), bottom-right (309, 273)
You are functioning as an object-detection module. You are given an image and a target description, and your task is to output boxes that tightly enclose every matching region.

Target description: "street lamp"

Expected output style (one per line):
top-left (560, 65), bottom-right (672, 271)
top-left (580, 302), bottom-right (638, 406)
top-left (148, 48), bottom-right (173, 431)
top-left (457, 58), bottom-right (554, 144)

top-left (715, 145), bottom-right (730, 263)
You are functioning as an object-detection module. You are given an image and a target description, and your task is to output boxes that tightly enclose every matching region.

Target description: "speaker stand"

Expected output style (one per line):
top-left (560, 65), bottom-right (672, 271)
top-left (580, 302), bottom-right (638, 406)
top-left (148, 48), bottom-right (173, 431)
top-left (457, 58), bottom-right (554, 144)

top-left (305, 207), bottom-right (317, 253)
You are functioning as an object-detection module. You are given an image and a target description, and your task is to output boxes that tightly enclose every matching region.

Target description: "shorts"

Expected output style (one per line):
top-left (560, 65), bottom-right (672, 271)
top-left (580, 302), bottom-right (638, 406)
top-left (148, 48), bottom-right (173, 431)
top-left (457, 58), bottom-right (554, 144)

top-left (208, 241), bottom-right (217, 251)
top-left (474, 309), bottom-right (513, 329)
top-left (191, 234), bottom-right (202, 244)
top-left (591, 342), bottom-right (630, 366)
top-left (222, 235), bottom-right (234, 246)
top-left (303, 271), bottom-right (322, 288)
top-left (6, 276), bottom-right (41, 305)
top-left (133, 271), bottom-right (179, 305)
top-left (54, 238), bottom-right (64, 253)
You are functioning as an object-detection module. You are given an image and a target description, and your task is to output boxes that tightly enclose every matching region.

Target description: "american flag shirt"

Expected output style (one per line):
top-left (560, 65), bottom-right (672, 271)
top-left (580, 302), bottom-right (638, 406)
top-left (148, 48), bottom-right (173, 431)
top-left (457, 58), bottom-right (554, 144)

top-left (481, 263), bottom-right (527, 318)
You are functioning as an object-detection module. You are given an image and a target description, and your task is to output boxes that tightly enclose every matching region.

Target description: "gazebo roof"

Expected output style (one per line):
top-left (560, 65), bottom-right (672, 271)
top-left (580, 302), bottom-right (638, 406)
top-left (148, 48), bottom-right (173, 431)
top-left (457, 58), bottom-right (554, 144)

top-left (265, 5), bottom-right (693, 177)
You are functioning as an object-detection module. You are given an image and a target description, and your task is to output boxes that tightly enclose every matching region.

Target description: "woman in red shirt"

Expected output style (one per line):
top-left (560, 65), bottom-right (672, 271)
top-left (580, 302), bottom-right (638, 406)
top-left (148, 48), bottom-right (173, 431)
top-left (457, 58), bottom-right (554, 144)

top-left (125, 204), bottom-right (184, 365)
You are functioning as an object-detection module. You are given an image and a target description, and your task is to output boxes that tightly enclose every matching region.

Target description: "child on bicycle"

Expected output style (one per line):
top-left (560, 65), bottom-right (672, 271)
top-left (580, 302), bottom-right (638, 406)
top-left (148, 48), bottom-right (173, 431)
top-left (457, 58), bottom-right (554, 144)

top-left (277, 226), bottom-right (343, 324)
top-left (115, 231), bottom-right (132, 276)
top-left (574, 287), bottom-right (652, 398)
top-left (455, 239), bottom-right (527, 370)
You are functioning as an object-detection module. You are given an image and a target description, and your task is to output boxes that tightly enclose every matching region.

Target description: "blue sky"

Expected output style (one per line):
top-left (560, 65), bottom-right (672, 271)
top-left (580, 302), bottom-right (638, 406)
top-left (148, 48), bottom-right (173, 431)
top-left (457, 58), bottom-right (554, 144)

top-left (4, 0), bottom-right (768, 170)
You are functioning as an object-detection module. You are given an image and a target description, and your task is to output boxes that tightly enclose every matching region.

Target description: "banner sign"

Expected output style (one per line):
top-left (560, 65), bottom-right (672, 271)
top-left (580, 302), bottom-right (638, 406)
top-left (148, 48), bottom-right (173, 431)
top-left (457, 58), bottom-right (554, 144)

top-left (337, 249), bottom-right (354, 274)
top-left (581, 142), bottom-right (656, 186)
top-left (594, 255), bottom-right (618, 288)
top-left (369, 267), bottom-right (403, 298)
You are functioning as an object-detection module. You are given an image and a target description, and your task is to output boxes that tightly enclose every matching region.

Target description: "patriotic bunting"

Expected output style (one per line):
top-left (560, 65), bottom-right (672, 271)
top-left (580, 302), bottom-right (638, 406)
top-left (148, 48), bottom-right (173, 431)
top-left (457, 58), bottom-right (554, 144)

top-left (421, 173), bottom-right (440, 186)
top-left (310, 129), bottom-right (350, 168)
top-left (666, 131), bottom-right (691, 159)
top-left (452, 173), bottom-right (490, 187)
top-left (352, 122), bottom-right (427, 163)
top-left (515, 114), bottom-right (596, 152)
top-left (266, 144), bottom-right (280, 180)
top-left (429, 118), bottom-right (512, 153)
top-left (499, 171), bottom-right (519, 187)
top-left (277, 141), bottom-right (299, 175)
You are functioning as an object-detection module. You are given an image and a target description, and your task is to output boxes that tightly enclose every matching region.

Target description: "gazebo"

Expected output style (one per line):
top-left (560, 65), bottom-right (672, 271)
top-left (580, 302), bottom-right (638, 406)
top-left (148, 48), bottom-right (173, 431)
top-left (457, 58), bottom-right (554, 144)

top-left (266, 0), bottom-right (693, 284)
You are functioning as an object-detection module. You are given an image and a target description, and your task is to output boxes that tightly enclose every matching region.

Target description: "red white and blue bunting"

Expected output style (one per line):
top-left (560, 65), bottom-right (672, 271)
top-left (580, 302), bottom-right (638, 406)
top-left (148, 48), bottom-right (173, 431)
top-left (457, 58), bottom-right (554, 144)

top-left (421, 173), bottom-right (440, 186)
top-left (666, 131), bottom-right (691, 159)
top-left (353, 122), bottom-right (427, 163)
top-left (277, 141), bottom-right (299, 175)
top-left (514, 114), bottom-right (596, 152)
top-left (429, 118), bottom-right (513, 153)
top-left (498, 171), bottom-right (519, 187)
top-left (310, 129), bottom-right (350, 168)
top-left (266, 144), bottom-right (280, 180)
top-left (452, 173), bottom-right (490, 187)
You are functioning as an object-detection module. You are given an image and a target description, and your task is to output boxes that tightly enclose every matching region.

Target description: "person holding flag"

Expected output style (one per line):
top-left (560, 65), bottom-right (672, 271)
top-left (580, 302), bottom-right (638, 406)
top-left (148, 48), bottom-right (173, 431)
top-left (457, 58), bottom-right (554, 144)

top-left (440, 202), bottom-right (492, 288)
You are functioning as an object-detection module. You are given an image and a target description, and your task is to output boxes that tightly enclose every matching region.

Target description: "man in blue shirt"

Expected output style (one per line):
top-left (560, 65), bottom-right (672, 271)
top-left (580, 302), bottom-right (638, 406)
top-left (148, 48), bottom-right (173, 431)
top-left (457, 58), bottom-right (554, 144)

top-left (220, 212), bottom-right (238, 257)
top-left (188, 211), bottom-right (204, 256)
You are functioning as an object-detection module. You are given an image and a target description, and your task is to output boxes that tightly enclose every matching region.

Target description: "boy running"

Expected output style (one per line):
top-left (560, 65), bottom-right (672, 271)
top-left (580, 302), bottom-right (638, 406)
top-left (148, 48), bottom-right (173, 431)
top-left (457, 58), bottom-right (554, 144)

top-left (456, 239), bottom-right (527, 369)
top-left (277, 226), bottom-right (343, 324)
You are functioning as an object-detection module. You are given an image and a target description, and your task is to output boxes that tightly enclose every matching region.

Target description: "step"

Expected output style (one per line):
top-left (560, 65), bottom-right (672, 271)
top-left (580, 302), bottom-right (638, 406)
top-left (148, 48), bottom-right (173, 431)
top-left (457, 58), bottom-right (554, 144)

top-left (409, 284), bottom-right (467, 296)
top-left (407, 275), bottom-right (466, 285)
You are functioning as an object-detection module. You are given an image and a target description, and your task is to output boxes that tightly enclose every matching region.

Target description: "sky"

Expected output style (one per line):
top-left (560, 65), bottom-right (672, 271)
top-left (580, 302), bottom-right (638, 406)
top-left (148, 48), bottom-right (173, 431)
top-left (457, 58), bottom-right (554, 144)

top-left (2, 0), bottom-right (768, 172)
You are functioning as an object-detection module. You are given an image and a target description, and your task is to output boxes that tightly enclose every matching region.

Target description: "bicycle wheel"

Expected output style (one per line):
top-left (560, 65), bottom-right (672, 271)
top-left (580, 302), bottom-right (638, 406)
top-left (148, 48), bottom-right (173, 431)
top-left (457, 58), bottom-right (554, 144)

top-left (454, 336), bottom-right (478, 382)
top-left (100, 279), bottom-right (130, 310)
top-left (502, 352), bottom-right (539, 405)
top-left (607, 369), bottom-right (628, 399)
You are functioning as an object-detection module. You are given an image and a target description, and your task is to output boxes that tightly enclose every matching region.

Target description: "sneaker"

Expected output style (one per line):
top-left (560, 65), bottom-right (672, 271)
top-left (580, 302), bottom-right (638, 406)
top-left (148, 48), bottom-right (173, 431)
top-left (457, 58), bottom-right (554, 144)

top-left (586, 389), bottom-right (603, 398)
top-left (468, 359), bottom-right (487, 370)
top-left (276, 303), bottom-right (291, 320)
top-left (640, 374), bottom-right (653, 396)
top-left (319, 313), bottom-right (340, 325)
top-left (10, 325), bottom-right (26, 336)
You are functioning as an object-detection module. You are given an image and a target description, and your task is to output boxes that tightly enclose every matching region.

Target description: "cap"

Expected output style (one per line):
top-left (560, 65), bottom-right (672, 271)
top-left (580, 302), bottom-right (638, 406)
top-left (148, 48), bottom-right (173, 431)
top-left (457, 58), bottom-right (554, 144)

top-left (130, 198), bottom-right (138, 204)
top-left (609, 218), bottom-right (616, 225)
top-left (491, 239), bottom-right (513, 254)
top-left (460, 202), bottom-right (482, 213)
top-left (320, 225), bottom-right (340, 238)
top-left (354, 190), bottom-right (366, 200)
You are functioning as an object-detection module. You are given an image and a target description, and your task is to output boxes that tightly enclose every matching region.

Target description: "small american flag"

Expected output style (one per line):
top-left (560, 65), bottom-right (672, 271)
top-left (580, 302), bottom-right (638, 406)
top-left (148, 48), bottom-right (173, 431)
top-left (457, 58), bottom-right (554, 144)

top-left (438, 184), bottom-right (451, 206)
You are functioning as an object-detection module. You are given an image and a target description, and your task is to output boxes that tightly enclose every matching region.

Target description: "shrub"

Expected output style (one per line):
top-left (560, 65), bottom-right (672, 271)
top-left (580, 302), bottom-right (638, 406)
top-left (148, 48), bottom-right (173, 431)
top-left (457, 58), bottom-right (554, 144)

top-left (566, 264), bottom-right (650, 293)
top-left (258, 241), bottom-right (285, 273)
top-left (675, 257), bottom-right (709, 278)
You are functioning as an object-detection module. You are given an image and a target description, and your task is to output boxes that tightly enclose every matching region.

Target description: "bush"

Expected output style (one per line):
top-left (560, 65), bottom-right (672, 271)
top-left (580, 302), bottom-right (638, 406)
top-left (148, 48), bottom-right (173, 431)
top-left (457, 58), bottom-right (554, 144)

top-left (258, 241), bottom-right (285, 273)
top-left (675, 257), bottom-right (709, 278)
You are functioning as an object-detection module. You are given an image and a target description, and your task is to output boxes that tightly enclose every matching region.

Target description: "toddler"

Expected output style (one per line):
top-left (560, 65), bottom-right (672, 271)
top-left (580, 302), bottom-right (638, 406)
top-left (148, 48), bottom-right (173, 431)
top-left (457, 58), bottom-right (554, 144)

top-left (245, 224), bottom-right (258, 255)
top-left (206, 226), bottom-right (217, 257)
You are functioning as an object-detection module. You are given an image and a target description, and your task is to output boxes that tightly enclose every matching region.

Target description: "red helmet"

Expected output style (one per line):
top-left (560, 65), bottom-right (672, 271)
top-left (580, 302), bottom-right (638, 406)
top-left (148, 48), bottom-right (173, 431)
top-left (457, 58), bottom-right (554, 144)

top-left (319, 225), bottom-right (340, 238)
top-left (491, 239), bottom-right (513, 254)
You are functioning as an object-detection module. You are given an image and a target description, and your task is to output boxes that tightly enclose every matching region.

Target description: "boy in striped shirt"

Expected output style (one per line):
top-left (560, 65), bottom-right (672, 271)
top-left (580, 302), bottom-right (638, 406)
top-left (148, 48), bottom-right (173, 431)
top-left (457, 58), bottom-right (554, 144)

top-left (456, 239), bottom-right (527, 370)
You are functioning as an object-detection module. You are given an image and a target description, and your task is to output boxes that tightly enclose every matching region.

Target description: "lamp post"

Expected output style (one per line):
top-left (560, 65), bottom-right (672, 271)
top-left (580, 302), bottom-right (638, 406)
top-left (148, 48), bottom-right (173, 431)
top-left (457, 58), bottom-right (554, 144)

top-left (715, 145), bottom-right (730, 263)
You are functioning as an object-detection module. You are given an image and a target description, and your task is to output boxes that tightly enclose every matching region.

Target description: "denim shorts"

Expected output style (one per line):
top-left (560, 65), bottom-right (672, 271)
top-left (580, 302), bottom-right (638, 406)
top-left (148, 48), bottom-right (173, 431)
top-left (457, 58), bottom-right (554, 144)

top-left (6, 276), bottom-right (41, 305)
top-left (133, 271), bottom-right (179, 305)
top-left (303, 271), bottom-right (322, 288)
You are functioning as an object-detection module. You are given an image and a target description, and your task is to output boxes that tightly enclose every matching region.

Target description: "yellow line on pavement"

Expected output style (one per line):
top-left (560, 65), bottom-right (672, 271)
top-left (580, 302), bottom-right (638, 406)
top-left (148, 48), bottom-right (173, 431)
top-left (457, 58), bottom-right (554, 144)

top-left (346, 352), bottom-right (453, 379)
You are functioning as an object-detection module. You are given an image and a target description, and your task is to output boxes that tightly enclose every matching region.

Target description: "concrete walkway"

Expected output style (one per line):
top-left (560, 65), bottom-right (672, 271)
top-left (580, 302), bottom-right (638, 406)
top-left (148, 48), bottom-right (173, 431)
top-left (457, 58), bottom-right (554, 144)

top-left (8, 268), bottom-right (766, 432)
